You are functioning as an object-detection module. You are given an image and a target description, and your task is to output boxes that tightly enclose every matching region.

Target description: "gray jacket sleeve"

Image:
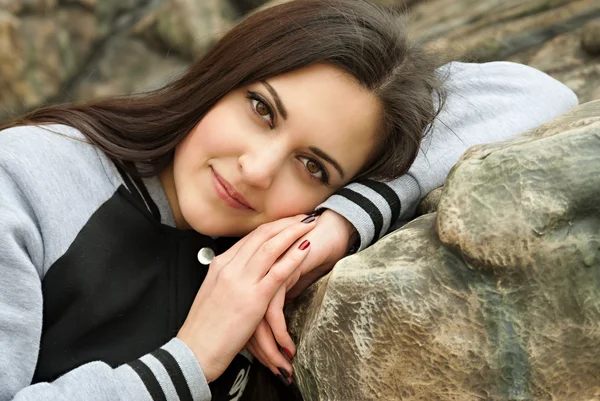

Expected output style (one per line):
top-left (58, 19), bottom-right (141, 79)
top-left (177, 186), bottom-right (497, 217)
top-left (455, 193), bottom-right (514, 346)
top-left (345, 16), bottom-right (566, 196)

top-left (0, 138), bottom-right (210, 401)
top-left (318, 61), bottom-right (579, 251)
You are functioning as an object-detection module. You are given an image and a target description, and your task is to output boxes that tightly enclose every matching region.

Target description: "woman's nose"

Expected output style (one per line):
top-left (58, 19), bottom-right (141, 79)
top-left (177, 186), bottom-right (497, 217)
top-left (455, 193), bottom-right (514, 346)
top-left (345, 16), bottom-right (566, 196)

top-left (238, 148), bottom-right (283, 189)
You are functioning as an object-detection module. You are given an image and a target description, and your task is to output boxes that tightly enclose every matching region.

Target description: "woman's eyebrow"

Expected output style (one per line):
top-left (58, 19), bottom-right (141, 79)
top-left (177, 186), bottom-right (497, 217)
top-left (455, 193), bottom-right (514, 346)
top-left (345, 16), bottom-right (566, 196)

top-left (260, 81), bottom-right (288, 120)
top-left (259, 80), bottom-right (344, 179)
top-left (309, 146), bottom-right (345, 179)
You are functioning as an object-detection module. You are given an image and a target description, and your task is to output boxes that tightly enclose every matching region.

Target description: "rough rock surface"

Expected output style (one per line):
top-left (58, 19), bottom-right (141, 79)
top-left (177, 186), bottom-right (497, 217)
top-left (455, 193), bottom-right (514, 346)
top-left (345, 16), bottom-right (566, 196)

top-left (287, 100), bottom-right (600, 401)
top-left (408, 0), bottom-right (600, 105)
top-left (581, 20), bottom-right (600, 56)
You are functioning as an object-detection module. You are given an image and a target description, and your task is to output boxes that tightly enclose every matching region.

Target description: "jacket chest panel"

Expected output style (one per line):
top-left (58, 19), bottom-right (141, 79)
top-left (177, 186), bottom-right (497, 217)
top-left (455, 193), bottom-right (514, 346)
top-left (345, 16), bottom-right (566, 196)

top-left (34, 189), bottom-right (217, 382)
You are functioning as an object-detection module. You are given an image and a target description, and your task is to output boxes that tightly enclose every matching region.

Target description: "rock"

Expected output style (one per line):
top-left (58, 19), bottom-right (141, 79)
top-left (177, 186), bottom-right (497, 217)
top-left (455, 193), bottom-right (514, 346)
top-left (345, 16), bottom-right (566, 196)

top-left (507, 27), bottom-right (600, 104)
top-left (230, 0), bottom-right (270, 14)
top-left (409, 0), bottom-right (600, 62)
top-left (581, 20), bottom-right (600, 56)
top-left (0, 0), bottom-right (161, 121)
top-left (0, 0), bottom-right (22, 14)
top-left (0, 11), bottom-right (23, 115)
top-left (416, 186), bottom-right (443, 216)
top-left (133, 0), bottom-right (238, 59)
top-left (288, 100), bottom-right (600, 401)
top-left (437, 100), bottom-right (600, 272)
top-left (6, 0), bottom-right (57, 14)
top-left (73, 36), bottom-right (189, 101)
top-left (407, 0), bottom-right (600, 109)
top-left (255, 0), bottom-right (422, 14)
top-left (0, 8), bottom-right (98, 120)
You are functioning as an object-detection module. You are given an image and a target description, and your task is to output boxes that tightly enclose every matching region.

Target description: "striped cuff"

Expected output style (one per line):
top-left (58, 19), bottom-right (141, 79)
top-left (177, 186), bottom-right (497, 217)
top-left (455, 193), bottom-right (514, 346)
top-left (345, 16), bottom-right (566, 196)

top-left (318, 174), bottom-right (421, 251)
top-left (121, 338), bottom-right (210, 401)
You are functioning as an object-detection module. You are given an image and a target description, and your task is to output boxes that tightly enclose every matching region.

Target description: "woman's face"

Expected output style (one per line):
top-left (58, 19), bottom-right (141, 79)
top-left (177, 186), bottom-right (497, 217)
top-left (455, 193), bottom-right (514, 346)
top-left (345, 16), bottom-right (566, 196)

top-left (163, 63), bottom-right (381, 236)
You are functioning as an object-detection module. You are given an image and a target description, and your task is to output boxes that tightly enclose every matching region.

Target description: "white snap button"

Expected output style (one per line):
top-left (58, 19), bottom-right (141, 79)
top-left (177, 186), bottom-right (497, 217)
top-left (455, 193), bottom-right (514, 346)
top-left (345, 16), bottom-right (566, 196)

top-left (197, 247), bottom-right (215, 265)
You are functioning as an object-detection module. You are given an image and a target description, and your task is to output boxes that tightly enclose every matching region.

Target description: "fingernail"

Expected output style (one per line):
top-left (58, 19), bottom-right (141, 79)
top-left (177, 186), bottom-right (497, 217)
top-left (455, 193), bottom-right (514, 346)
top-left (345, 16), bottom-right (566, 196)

top-left (276, 374), bottom-right (292, 386)
top-left (278, 367), bottom-right (291, 379)
top-left (282, 347), bottom-right (294, 360)
top-left (301, 215), bottom-right (316, 224)
top-left (298, 240), bottom-right (310, 250)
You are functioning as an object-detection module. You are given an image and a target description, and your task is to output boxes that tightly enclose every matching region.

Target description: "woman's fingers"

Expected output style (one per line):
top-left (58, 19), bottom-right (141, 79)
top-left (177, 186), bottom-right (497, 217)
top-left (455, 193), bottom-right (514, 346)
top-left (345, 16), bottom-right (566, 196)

top-left (265, 286), bottom-right (296, 358)
top-left (259, 236), bottom-right (311, 295)
top-left (250, 319), bottom-right (293, 382)
top-left (249, 222), bottom-right (315, 280)
top-left (237, 216), bottom-right (315, 273)
top-left (229, 216), bottom-right (303, 264)
top-left (246, 342), bottom-right (268, 368)
top-left (177, 216), bottom-right (314, 383)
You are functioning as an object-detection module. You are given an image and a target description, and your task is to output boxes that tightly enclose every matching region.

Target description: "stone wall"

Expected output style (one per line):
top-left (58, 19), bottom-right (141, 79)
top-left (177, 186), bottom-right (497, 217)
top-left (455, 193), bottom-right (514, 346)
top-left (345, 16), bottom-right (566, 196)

top-left (1, 0), bottom-right (598, 122)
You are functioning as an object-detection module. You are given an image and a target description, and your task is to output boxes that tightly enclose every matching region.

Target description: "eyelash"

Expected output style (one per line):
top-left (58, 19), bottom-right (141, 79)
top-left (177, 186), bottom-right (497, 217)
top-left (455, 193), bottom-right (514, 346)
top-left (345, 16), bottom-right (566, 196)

top-left (246, 90), bottom-right (330, 186)
top-left (297, 156), bottom-right (330, 185)
top-left (247, 91), bottom-right (275, 129)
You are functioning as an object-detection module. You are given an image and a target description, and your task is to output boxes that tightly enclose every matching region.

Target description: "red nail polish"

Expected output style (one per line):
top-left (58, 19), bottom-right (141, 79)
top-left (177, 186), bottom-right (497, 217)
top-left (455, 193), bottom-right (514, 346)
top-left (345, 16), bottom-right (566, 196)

top-left (282, 347), bottom-right (294, 360)
top-left (298, 240), bottom-right (310, 250)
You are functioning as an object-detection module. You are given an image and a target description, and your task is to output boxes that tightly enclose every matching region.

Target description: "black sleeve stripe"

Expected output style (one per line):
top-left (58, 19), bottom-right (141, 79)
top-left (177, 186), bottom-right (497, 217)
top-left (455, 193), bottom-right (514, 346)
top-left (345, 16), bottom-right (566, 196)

top-left (128, 360), bottom-right (167, 401)
top-left (358, 179), bottom-right (402, 229)
top-left (336, 188), bottom-right (383, 246)
top-left (151, 349), bottom-right (194, 401)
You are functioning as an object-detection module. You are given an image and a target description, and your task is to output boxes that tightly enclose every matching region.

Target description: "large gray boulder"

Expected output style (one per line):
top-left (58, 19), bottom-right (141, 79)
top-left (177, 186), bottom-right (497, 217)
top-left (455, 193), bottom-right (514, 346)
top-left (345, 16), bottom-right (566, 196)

top-left (287, 100), bottom-right (600, 401)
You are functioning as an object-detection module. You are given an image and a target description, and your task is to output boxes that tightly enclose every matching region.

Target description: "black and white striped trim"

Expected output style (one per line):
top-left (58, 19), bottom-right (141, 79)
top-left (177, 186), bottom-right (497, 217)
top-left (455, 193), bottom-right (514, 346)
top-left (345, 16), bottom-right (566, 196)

top-left (357, 179), bottom-right (402, 231)
top-left (335, 188), bottom-right (385, 247)
top-left (336, 179), bottom-right (403, 245)
top-left (128, 359), bottom-right (168, 401)
top-left (151, 349), bottom-right (193, 401)
top-left (128, 348), bottom-right (193, 401)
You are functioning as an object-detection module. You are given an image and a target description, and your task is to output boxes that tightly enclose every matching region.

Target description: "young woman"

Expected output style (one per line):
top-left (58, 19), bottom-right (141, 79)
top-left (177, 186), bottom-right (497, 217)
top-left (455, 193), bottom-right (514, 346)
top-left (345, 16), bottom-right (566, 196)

top-left (0, 0), bottom-right (577, 401)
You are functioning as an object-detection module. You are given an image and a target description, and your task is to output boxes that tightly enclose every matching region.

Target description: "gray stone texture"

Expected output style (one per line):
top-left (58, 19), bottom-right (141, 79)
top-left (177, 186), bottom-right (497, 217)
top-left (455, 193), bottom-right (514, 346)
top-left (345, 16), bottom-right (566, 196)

top-left (287, 100), bottom-right (600, 401)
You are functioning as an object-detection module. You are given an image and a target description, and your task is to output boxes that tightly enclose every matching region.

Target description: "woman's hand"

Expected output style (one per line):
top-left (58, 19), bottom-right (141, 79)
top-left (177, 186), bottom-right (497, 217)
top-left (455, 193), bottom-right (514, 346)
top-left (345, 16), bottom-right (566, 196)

top-left (287, 210), bottom-right (357, 299)
top-left (176, 215), bottom-right (316, 383)
top-left (246, 210), bottom-right (357, 379)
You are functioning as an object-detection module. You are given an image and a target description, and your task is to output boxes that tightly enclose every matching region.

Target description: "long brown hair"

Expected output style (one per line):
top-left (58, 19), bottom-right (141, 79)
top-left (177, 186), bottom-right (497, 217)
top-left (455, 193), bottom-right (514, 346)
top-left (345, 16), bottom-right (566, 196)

top-left (4, 0), bottom-right (444, 182)
top-left (4, 1), bottom-right (445, 399)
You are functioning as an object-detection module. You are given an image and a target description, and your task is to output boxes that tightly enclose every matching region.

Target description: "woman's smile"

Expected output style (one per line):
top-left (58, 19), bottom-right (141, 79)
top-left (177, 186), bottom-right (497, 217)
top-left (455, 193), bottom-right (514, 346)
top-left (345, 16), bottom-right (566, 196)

top-left (211, 167), bottom-right (255, 211)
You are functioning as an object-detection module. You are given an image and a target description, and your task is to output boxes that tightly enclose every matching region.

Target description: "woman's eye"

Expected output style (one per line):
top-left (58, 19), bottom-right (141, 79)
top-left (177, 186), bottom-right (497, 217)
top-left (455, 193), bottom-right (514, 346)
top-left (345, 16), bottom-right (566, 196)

top-left (254, 99), bottom-right (270, 118)
top-left (298, 156), bottom-right (329, 184)
top-left (247, 93), bottom-right (274, 127)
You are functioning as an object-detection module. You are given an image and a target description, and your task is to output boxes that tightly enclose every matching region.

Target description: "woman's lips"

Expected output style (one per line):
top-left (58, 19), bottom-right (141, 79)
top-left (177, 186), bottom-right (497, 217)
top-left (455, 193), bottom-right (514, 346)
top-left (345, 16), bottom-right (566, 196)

top-left (211, 168), bottom-right (253, 210)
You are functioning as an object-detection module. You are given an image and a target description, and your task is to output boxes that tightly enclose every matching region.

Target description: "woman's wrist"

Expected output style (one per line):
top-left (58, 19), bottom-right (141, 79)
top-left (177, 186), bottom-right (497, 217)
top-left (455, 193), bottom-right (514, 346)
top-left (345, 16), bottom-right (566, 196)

top-left (177, 327), bottom-right (217, 383)
top-left (319, 209), bottom-right (358, 254)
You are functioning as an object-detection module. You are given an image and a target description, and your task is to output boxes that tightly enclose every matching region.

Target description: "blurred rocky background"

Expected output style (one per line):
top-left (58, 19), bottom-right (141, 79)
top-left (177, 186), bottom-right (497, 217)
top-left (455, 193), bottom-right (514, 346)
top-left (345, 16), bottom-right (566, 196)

top-left (1, 0), bottom-right (599, 122)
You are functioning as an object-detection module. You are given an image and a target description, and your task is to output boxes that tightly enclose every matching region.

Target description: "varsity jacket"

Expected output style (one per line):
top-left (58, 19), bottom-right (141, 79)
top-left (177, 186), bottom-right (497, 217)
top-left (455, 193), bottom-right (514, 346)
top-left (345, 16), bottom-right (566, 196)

top-left (0, 61), bottom-right (577, 401)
